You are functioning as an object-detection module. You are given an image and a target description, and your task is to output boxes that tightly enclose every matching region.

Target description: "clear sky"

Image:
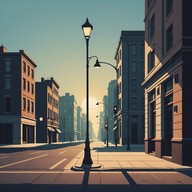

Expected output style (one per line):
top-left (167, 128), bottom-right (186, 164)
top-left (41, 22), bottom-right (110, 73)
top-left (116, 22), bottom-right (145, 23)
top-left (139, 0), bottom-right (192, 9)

top-left (0, 0), bottom-right (144, 134)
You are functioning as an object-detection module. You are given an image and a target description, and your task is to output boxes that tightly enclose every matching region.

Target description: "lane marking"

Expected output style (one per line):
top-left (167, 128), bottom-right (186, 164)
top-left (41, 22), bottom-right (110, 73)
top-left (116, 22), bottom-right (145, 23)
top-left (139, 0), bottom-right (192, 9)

top-left (0, 156), bottom-right (10, 159)
top-left (59, 151), bottom-right (66, 155)
top-left (30, 151), bottom-right (43, 155)
top-left (63, 150), bottom-right (84, 170)
top-left (49, 158), bottom-right (66, 170)
top-left (0, 154), bottom-right (48, 169)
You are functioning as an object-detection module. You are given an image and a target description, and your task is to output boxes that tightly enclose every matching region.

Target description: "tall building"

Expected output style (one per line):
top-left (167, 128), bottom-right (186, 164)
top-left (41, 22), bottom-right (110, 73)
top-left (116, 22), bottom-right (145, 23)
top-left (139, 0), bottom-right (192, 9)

top-left (107, 79), bottom-right (117, 143)
top-left (0, 45), bottom-right (37, 144)
top-left (36, 77), bottom-right (60, 143)
top-left (115, 31), bottom-right (145, 145)
top-left (77, 106), bottom-right (82, 140)
top-left (143, 0), bottom-right (192, 165)
top-left (98, 111), bottom-right (105, 142)
top-left (59, 93), bottom-right (77, 142)
top-left (81, 113), bottom-right (86, 140)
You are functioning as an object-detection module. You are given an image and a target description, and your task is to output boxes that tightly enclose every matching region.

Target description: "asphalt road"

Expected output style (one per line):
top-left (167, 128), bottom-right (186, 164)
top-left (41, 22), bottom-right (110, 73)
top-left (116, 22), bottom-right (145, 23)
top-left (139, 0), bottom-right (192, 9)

top-left (0, 142), bottom-right (192, 192)
top-left (0, 142), bottom-right (85, 171)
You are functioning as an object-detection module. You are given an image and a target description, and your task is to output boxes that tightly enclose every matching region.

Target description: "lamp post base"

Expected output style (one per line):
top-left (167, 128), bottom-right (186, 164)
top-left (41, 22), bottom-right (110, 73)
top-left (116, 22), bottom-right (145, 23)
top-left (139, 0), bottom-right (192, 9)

top-left (72, 164), bottom-right (102, 171)
top-left (82, 139), bottom-right (93, 165)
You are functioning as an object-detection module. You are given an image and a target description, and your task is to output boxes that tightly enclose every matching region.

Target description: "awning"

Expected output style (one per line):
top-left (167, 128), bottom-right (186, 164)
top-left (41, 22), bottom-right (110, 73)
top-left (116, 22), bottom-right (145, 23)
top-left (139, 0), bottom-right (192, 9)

top-left (113, 126), bottom-right (117, 131)
top-left (55, 128), bottom-right (62, 133)
top-left (47, 127), bottom-right (55, 132)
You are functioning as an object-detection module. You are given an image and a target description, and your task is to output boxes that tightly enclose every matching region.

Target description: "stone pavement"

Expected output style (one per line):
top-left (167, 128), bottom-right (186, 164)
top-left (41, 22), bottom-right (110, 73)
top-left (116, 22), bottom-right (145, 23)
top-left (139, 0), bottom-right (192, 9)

top-left (67, 141), bottom-right (192, 171)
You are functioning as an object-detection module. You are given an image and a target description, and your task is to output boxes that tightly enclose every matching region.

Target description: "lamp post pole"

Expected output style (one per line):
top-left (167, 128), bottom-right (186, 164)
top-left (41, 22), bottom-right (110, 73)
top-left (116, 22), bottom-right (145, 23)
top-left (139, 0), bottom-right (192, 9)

top-left (82, 18), bottom-right (93, 165)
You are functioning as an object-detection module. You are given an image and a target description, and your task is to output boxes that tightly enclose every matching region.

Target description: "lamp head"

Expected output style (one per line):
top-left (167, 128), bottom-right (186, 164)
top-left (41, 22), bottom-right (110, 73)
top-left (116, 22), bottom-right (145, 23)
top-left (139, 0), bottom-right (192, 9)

top-left (82, 18), bottom-right (93, 40)
top-left (94, 59), bottom-right (101, 68)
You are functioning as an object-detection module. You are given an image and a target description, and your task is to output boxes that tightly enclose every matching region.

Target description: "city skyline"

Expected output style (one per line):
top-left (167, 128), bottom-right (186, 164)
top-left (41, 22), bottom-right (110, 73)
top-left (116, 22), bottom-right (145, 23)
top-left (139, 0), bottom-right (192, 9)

top-left (0, 0), bottom-right (144, 131)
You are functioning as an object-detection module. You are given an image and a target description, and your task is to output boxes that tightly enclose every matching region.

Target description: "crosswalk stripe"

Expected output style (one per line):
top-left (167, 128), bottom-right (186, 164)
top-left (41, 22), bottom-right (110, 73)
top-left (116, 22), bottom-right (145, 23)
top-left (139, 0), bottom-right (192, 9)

top-left (0, 156), bottom-right (10, 159)
top-left (59, 151), bottom-right (66, 155)
top-left (49, 158), bottom-right (66, 170)
top-left (0, 154), bottom-right (48, 169)
top-left (30, 151), bottom-right (43, 155)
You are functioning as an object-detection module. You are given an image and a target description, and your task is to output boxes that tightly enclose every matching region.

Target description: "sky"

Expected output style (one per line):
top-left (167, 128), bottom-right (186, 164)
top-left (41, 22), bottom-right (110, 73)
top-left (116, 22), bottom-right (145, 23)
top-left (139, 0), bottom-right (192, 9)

top-left (0, 0), bottom-right (144, 135)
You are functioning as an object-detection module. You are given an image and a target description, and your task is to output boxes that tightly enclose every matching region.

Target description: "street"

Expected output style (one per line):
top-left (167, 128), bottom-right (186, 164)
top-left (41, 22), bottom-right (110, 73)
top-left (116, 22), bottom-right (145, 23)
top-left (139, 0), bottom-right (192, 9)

top-left (0, 141), bottom-right (192, 192)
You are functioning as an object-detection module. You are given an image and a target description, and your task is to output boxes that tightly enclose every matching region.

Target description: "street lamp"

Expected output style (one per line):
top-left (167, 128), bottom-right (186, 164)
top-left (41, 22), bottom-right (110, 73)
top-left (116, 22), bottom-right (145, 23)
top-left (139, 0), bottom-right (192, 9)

top-left (82, 18), bottom-right (93, 165)
top-left (94, 59), bottom-right (118, 73)
top-left (96, 102), bottom-right (109, 147)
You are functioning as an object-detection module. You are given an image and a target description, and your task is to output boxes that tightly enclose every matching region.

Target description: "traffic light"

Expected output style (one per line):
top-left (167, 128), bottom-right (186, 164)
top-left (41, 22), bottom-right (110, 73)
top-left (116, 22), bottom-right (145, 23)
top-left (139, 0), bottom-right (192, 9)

top-left (113, 105), bottom-right (117, 114)
top-left (105, 123), bottom-right (108, 129)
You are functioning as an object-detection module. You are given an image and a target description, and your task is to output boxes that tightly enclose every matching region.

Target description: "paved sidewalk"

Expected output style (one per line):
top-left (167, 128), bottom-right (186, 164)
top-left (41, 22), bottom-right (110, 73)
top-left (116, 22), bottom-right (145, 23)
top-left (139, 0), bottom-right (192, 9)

top-left (67, 141), bottom-right (192, 171)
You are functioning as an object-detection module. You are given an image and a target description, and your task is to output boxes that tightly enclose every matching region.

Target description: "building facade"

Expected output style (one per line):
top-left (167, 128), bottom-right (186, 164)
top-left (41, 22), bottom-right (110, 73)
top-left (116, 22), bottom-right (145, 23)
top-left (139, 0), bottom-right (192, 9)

top-left (59, 93), bottom-right (77, 142)
top-left (77, 106), bottom-right (82, 140)
top-left (36, 77), bottom-right (60, 143)
top-left (115, 31), bottom-right (145, 145)
top-left (107, 79), bottom-right (117, 143)
top-left (0, 45), bottom-right (37, 144)
top-left (143, 0), bottom-right (192, 165)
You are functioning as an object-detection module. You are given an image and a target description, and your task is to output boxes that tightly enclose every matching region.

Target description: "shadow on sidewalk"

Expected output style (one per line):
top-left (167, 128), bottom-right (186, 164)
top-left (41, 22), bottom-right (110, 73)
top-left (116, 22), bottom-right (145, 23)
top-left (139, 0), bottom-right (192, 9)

top-left (1, 171), bottom-right (192, 192)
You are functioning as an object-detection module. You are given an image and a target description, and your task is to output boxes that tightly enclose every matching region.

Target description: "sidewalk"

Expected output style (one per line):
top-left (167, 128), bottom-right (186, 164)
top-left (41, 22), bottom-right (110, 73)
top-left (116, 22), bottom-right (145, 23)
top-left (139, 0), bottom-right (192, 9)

top-left (68, 141), bottom-right (192, 172)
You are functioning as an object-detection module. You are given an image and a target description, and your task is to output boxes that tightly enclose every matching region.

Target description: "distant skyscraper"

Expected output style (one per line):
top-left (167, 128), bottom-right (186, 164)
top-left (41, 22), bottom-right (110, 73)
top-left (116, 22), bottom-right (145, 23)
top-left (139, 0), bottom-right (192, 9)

top-left (115, 31), bottom-right (145, 145)
top-left (0, 45), bottom-right (37, 144)
top-left (59, 93), bottom-right (77, 141)
top-left (77, 106), bottom-right (82, 140)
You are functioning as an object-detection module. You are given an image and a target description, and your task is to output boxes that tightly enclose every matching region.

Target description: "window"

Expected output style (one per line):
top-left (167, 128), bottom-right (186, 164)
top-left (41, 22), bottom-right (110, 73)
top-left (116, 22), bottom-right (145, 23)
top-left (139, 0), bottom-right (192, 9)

top-left (150, 14), bottom-right (155, 39)
top-left (141, 61), bottom-right (144, 73)
top-left (27, 100), bottom-right (30, 112)
top-left (131, 97), bottom-right (137, 110)
top-left (141, 97), bottom-right (145, 110)
top-left (23, 62), bottom-right (26, 73)
top-left (164, 78), bottom-right (173, 94)
top-left (31, 101), bottom-right (34, 113)
top-left (166, 0), bottom-right (173, 17)
top-left (149, 89), bottom-right (156, 102)
top-left (31, 84), bottom-right (34, 94)
top-left (119, 50), bottom-right (121, 60)
top-left (27, 81), bottom-right (30, 92)
top-left (118, 82), bottom-right (121, 94)
top-left (27, 65), bottom-right (30, 76)
top-left (148, 49), bottom-right (155, 73)
top-left (23, 78), bottom-right (26, 90)
top-left (5, 96), bottom-right (11, 113)
top-left (131, 61), bottom-right (137, 73)
top-left (31, 69), bottom-right (34, 79)
top-left (131, 79), bottom-right (137, 93)
top-left (5, 77), bottom-right (11, 89)
top-left (131, 45), bottom-right (137, 56)
top-left (23, 97), bottom-right (26, 111)
top-left (147, 0), bottom-right (153, 8)
top-left (118, 66), bottom-right (121, 78)
top-left (5, 60), bottom-right (11, 72)
top-left (166, 24), bottom-right (173, 52)
top-left (141, 44), bottom-right (144, 57)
